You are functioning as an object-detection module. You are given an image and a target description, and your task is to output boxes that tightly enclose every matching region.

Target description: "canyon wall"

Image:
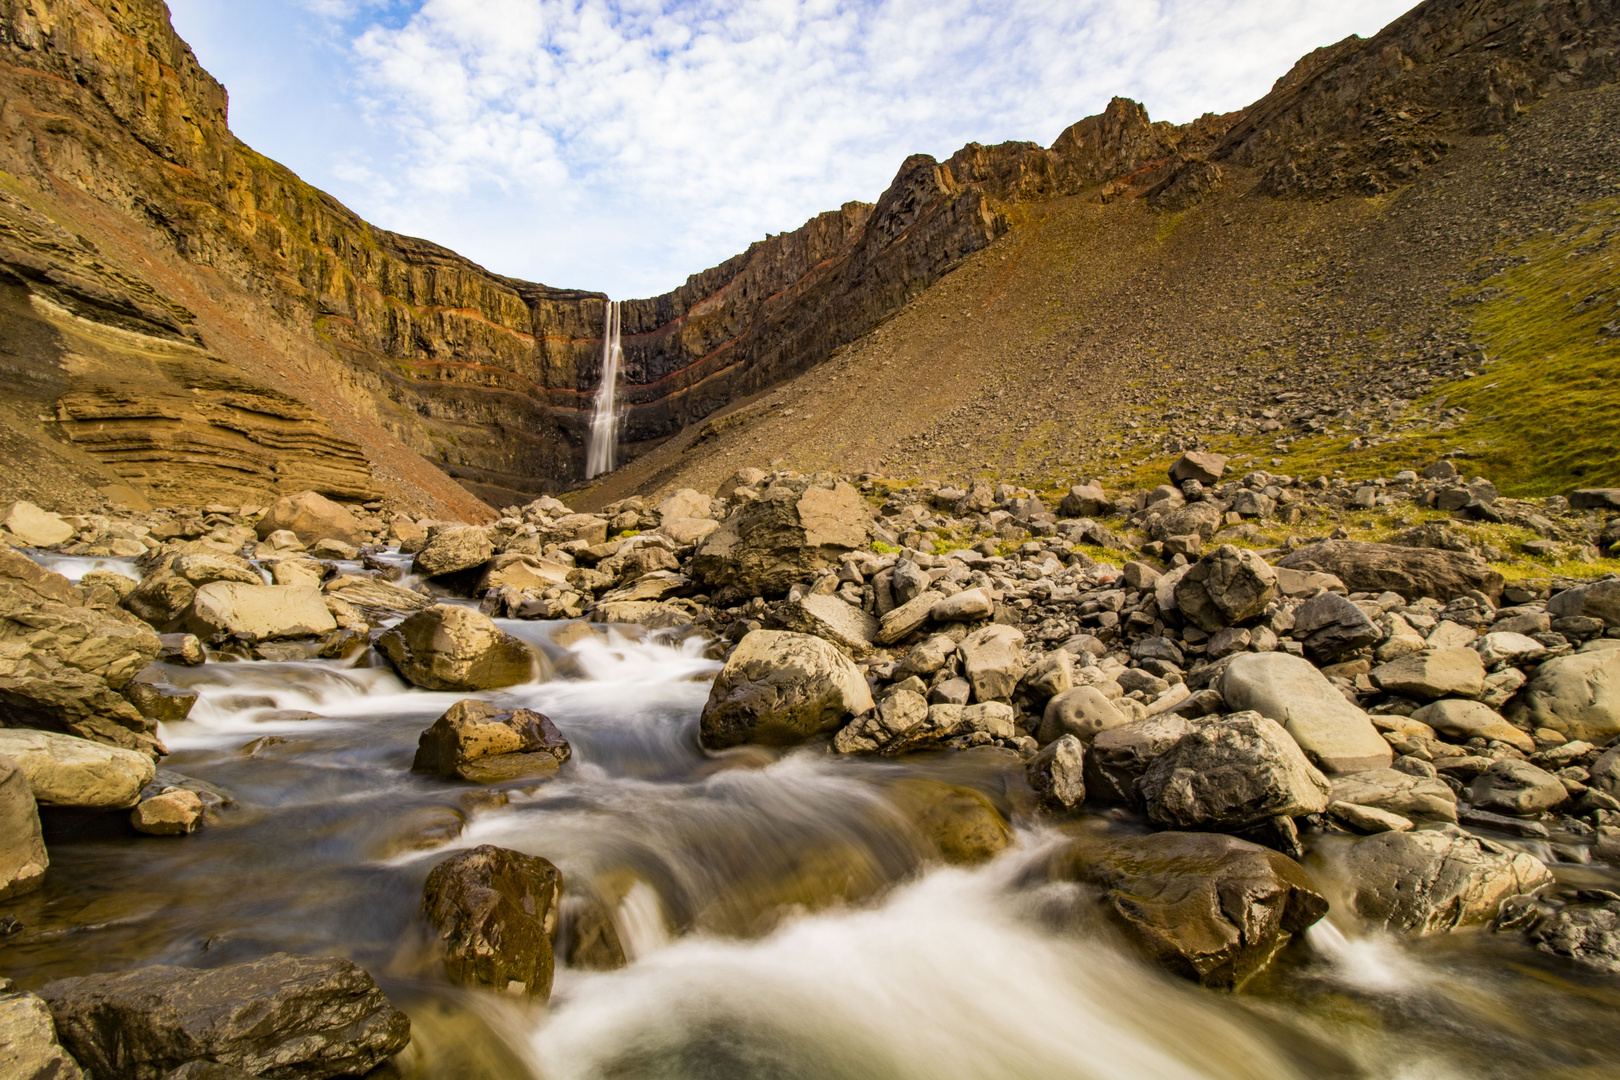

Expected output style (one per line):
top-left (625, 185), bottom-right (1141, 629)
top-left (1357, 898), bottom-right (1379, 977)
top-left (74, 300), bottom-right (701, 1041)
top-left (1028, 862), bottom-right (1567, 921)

top-left (0, 0), bottom-right (1614, 510)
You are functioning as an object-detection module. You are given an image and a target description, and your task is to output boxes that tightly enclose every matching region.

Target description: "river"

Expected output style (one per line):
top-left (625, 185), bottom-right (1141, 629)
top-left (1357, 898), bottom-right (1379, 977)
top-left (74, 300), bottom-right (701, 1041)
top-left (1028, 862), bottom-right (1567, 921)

top-left (5, 554), bottom-right (1620, 1079)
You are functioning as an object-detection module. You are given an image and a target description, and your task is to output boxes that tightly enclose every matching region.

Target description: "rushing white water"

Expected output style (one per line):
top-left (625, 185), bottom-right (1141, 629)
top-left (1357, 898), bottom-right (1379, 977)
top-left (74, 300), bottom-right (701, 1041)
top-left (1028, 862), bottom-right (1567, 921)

top-left (585, 300), bottom-right (623, 479)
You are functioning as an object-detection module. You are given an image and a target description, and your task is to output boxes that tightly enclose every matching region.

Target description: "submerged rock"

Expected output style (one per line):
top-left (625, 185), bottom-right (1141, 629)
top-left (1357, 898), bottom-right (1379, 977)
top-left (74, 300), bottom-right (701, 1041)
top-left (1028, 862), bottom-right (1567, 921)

top-left (700, 630), bottom-right (873, 749)
top-left (1527, 901), bottom-right (1620, 973)
top-left (40, 953), bottom-right (410, 1080)
top-left (422, 845), bottom-right (562, 999)
top-left (1043, 831), bottom-right (1327, 989)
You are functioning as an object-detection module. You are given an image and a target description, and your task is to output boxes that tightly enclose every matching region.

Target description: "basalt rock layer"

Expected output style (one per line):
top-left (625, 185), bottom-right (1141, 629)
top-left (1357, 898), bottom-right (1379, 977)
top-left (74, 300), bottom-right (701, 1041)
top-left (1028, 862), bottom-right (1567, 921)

top-left (0, 0), bottom-right (1616, 512)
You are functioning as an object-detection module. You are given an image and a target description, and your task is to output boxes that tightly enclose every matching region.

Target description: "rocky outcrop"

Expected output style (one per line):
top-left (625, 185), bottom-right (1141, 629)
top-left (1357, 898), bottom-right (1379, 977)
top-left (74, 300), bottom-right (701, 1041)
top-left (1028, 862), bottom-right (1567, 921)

top-left (1216, 0), bottom-right (1620, 198)
top-left (1277, 540), bottom-right (1504, 602)
top-left (40, 953), bottom-right (411, 1080)
top-left (0, 547), bottom-right (163, 754)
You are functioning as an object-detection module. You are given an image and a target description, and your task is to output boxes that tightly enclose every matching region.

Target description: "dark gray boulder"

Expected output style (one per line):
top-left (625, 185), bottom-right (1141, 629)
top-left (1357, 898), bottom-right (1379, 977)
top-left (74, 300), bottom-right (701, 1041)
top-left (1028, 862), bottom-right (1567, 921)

top-left (40, 953), bottom-right (410, 1080)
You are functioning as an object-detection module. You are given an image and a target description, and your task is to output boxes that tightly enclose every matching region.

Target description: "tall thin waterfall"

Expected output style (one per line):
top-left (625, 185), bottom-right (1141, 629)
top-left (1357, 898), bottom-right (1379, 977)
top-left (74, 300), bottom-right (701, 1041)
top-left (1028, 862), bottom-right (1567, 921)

top-left (586, 300), bottom-right (622, 479)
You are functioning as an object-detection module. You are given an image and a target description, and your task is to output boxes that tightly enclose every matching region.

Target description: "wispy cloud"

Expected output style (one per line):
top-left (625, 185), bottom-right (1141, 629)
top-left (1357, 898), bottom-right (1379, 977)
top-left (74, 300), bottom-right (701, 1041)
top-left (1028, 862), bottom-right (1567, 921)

top-left (170, 0), bottom-right (1416, 298)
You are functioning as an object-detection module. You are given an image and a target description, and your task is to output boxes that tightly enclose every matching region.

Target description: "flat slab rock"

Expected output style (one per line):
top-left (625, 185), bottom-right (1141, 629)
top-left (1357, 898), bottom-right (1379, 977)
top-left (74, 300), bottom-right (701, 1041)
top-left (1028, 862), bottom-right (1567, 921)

top-left (40, 952), bottom-right (410, 1080)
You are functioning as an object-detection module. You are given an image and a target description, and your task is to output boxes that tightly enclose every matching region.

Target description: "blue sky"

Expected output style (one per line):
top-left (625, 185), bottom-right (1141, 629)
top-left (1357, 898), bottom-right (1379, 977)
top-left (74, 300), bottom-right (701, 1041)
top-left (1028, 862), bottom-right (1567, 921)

top-left (166, 0), bottom-right (1416, 299)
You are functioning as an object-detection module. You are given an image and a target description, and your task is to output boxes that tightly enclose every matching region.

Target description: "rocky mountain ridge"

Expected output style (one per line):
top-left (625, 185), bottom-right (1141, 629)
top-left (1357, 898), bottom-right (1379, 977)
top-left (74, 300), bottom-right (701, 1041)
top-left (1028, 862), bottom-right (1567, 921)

top-left (0, 0), bottom-right (1616, 517)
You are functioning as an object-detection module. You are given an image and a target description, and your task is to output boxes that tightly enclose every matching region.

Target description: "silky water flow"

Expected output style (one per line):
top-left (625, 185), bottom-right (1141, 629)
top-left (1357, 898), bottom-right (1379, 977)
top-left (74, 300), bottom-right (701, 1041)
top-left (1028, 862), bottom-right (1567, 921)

top-left (8, 551), bottom-right (1620, 1080)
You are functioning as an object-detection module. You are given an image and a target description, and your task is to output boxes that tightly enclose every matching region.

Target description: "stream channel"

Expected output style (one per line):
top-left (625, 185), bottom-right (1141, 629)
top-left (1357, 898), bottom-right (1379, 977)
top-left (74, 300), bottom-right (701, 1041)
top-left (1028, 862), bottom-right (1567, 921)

top-left (6, 553), bottom-right (1620, 1080)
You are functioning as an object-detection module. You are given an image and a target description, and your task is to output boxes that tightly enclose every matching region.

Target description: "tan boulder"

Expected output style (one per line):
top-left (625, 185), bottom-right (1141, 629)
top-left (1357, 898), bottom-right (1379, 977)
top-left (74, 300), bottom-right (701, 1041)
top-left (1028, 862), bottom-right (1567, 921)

top-left (377, 605), bottom-right (537, 691)
top-left (0, 753), bottom-right (47, 899)
top-left (700, 630), bottom-right (873, 749)
top-left (0, 729), bottom-right (154, 808)
top-left (186, 582), bottom-right (338, 640)
top-left (1, 501), bottom-right (75, 547)
top-left (255, 491), bottom-right (364, 547)
top-left (412, 698), bottom-right (571, 783)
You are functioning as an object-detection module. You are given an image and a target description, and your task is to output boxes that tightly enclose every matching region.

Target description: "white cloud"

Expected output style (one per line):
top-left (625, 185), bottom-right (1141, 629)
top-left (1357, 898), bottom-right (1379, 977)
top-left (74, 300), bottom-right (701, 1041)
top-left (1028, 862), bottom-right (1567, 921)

top-left (176, 1), bottom-right (1419, 298)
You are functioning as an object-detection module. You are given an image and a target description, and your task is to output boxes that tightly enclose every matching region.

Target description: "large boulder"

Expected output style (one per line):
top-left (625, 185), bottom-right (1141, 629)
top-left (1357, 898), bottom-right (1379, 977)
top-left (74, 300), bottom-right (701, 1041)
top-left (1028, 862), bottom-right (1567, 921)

top-left (40, 953), bottom-right (410, 1080)
top-left (1277, 540), bottom-right (1503, 603)
top-left (1041, 831), bottom-right (1326, 988)
top-left (422, 845), bottom-right (561, 999)
top-left (412, 699), bottom-right (570, 783)
top-left (0, 991), bottom-right (85, 1080)
top-left (412, 524), bottom-right (494, 579)
top-left (1084, 715), bottom-right (1195, 804)
top-left (1149, 501), bottom-right (1224, 543)
top-left (376, 606), bottom-right (537, 691)
top-left (2, 500), bottom-right (75, 547)
top-left (1469, 759), bottom-right (1568, 816)
top-left (1506, 648), bottom-right (1620, 742)
top-left (1546, 579), bottom-right (1620, 625)
top-left (956, 624), bottom-right (1025, 702)
top-left (0, 729), bottom-right (155, 808)
top-left (693, 479), bottom-right (874, 599)
top-left (1138, 712), bottom-right (1331, 829)
top-left (255, 491), bottom-right (364, 547)
top-left (0, 753), bottom-right (47, 899)
top-left (1058, 483), bottom-right (1110, 518)
top-left (1172, 546), bottom-right (1278, 632)
top-left (699, 630), bottom-right (873, 749)
top-left (1329, 768), bottom-right (1457, 822)
top-left (1339, 827), bottom-right (1553, 935)
top-left (0, 548), bottom-right (163, 755)
top-left (185, 583), bottom-right (338, 641)
top-left (1219, 652), bottom-right (1391, 774)
top-left (477, 553), bottom-right (572, 594)
top-left (1370, 647), bottom-right (1486, 700)
top-left (1168, 451), bottom-right (1228, 485)
top-left (692, 479), bottom-right (871, 599)
top-left (1290, 591), bottom-right (1379, 662)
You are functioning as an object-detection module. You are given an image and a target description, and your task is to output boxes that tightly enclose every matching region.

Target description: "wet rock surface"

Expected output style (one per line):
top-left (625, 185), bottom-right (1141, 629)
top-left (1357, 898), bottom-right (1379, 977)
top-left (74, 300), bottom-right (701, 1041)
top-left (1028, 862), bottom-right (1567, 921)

top-left (422, 845), bottom-right (563, 999)
top-left (1043, 831), bottom-right (1328, 989)
top-left (40, 954), bottom-right (410, 1080)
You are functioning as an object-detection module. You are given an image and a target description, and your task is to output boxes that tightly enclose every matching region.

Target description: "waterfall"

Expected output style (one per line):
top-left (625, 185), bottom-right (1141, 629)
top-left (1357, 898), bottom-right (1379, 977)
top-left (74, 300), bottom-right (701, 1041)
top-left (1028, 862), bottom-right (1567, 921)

top-left (586, 299), bottom-right (623, 479)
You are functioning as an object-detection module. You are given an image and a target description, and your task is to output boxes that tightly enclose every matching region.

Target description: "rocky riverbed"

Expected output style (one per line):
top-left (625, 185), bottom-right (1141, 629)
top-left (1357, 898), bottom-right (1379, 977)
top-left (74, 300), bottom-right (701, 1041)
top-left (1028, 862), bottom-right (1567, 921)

top-left (2, 459), bottom-right (1620, 1078)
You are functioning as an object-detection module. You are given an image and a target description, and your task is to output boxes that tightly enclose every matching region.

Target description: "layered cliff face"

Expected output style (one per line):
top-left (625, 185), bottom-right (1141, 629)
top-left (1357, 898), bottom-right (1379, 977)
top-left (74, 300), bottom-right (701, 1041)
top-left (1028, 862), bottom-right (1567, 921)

top-left (0, 0), bottom-right (1613, 512)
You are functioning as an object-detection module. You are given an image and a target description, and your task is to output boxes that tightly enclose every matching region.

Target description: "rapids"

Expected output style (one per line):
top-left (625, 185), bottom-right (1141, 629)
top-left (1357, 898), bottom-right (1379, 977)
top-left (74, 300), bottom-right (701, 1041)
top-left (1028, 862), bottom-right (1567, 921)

top-left (5, 594), bottom-right (1620, 1079)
